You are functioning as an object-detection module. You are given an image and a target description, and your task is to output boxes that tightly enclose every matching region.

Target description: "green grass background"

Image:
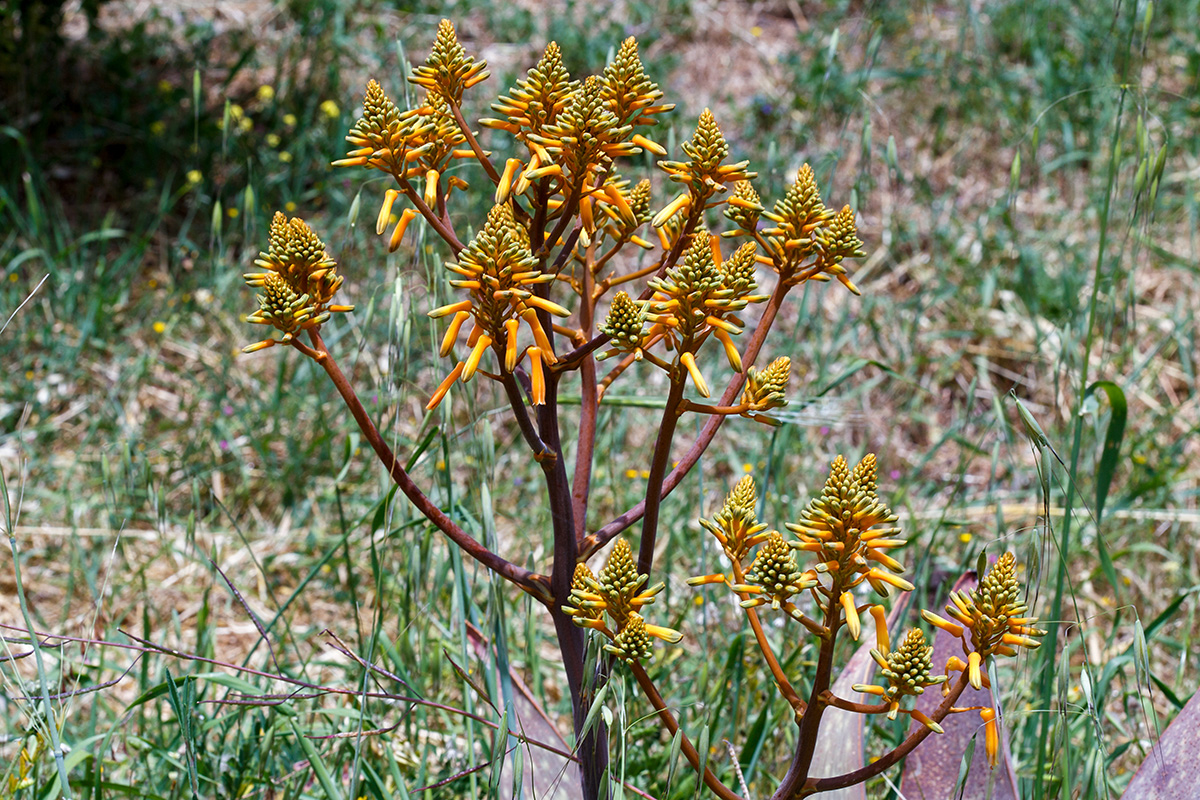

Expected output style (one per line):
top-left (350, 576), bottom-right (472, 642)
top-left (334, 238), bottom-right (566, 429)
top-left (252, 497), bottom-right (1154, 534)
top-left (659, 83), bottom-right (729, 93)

top-left (1, 0), bottom-right (1198, 797)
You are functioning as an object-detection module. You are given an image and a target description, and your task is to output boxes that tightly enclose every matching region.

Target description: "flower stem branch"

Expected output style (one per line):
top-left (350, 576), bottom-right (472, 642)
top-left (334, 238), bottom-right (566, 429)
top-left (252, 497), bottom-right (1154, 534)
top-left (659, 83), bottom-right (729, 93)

top-left (636, 373), bottom-right (687, 577)
top-left (302, 329), bottom-right (551, 603)
top-left (629, 662), bottom-right (746, 800)
top-left (446, 98), bottom-right (501, 185)
top-left (797, 675), bottom-right (972, 797)
top-left (581, 276), bottom-right (789, 559)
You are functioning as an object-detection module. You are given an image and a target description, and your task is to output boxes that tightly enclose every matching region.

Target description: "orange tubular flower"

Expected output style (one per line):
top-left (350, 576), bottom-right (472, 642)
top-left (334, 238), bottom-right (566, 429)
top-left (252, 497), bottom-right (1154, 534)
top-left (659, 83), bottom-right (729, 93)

top-left (980, 707), bottom-right (999, 767)
top-left (921, 553), bottom-right (1047, 690)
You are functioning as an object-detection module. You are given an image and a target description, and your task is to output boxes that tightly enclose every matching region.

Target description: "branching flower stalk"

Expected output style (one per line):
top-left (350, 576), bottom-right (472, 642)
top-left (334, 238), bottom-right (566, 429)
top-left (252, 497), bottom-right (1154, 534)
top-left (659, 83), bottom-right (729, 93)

top-left (239, 21), bottom-right (1044, 800)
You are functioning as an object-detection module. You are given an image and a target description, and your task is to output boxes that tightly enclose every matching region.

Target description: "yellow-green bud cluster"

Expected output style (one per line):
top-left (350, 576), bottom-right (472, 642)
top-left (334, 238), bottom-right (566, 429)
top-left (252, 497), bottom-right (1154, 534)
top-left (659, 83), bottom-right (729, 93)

top-left (599, 538), bottom-right (644, 626)
top-left (242, 213), bottom-right (352, 353)
top-left (786, 455), bottom-right (911, 597)
top-left (762, 164), bottom-right (836, 268)
top-left (949, 553), bottom-right (1046, 658)
top-left (605, 613), bottom-right (654, 663)
top-left (876, 629), bottom-right (944, 700)
top-left (601, 37), bottom-right (669, 127)
top-left (627, 179), bottom-right (653, 225)
top-left (742, 531), bottom-right (809, 608)
top-left (699, 475), bottom-right (769, 563)
top-left (646, 232), bottom-right (745, 339)
top-left (487, 42), bottom-right (577, 137)
top-left (542, 76), bottom-right (631, 178)
top-left (720, 242), bottom-right (760, 298)
top-left (408, 19), bottom-right (489, 106)
top-left (248, 274), bottom-right (326, 336)
top-left (817, 205), bottom-right (867, 265)
top-left (600, 291), bottom-right (647, 351)
top-left (447, 202), bottom-right (550, 331)
top-left (563, 539), bottom-right (681, 665)
top-left (723, 180), bottom-right (764, 235)
top-left (742, 357), bottom-right (791, 411)
top-left (657, 109), bottom-right (753, 198)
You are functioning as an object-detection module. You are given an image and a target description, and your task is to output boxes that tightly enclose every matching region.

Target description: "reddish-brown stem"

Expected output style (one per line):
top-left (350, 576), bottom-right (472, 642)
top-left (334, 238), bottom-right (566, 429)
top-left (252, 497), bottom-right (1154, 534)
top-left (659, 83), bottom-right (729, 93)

top-left (636, 373), bottom-right (687, 577)
top-left (794, 675), bottom-right (972, 797)
top-left (629, 662), bottom-right (746, 800)
top-left (300, 330), bottom-right (551, 603)
top-left (555, 211), bottom-right (705, 373)
top-left (819, 691), bottom-right (889, 715)
top-left (555, 332), bottom-right (615, 373)
top-left (446, 98), bottom-right (501, 185)
top-left (730, 561), bottom-right (805, 714)
top-left (537, 179), bottom-right (582, 262)
top-left (581, 277), bottom-right (790, 559)
top-left (398, 178), bottom-right (465, 254)
top-left (774, 585), bottom-right (845, 799)
top-left (537, 365), bottom-right (610, 800)
top-left (571, 240), bottom-right (600, 541)
top-left (683, 402), bottom-right (752, 416)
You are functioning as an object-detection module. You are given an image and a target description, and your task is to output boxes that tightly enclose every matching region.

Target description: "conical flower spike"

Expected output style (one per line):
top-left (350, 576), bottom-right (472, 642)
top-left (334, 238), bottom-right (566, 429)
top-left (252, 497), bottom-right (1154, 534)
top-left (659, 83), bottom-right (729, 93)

top-left (599, 291), bottom-right (647, 356)
top-left (786, 454), bottom-right (906, 591)
top-left (601, 37), bottom-right (672, 129)
top-left (605, 613), bottom-right (654, 663)
top-left (657, 109), bottom-right (753, 200)
top-left (242, 213), bottom-right (352, 353)
top-left (696, 475), bottom-right (770, 570)
top-left (742, 357), bottom-right (791, 412)
top-left (483, 41), bottom-right (577, 140)
top-left (741, 532), bottom-right (811, 609)
top-left (946, 553), bottom-right (1047, 665)
top-left (408, 19), bottom-right (489, 106)
top-left (762, 164), bottom-right (836, 273)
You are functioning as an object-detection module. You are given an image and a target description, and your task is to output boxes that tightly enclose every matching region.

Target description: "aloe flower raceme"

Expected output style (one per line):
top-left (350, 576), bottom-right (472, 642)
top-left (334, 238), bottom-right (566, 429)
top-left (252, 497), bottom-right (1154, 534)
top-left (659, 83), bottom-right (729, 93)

top-left (641, 232), bottom-right (767, 396)
top-left (759, 164), bottom-right (868, 296)
top-left (407, 19), bottom-right (489, 106)
top-left (597, 290), bottom-right (649, 360)
top-left (564, 540), bottom-right (682, 663)
top-left (242, 213), bottom-right (353, 353)
top-left (782, 454), bottom-right (910, 640)
top-left (735, 531), bottom-right (819, 610)
top-left (922, 552), bottom-right (1047, 690)
top-left (688, 475), bottom-right (772, 587)
top-left (335, 24), bottom-right (489, 253)
top-left (851, 625), bottom-right (947, 729)
top-left (654, 109), bottom-right (754, 229)
top-left (741, 356), bottom-right (792, 418)
top-left (426, 202), bottom-right (566, 408)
